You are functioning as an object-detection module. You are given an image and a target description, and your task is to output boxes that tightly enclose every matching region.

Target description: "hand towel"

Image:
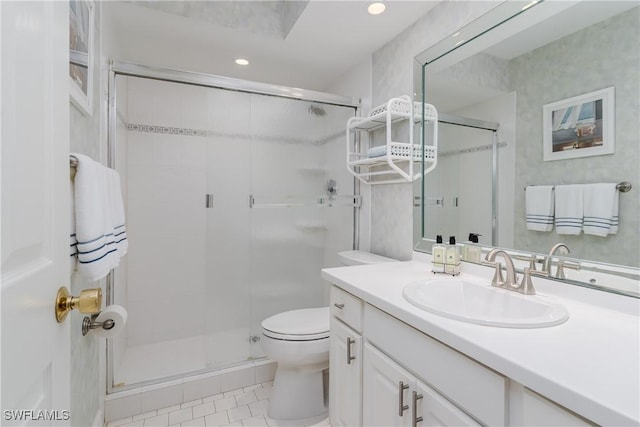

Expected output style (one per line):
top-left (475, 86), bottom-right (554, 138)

top-left (525, 185), bottom-right (554, 232)
top-left (583, 183), bottom-right (619, 236)
top-left (71, 153), bottom-right (127, 281)
top-left (554, 184), bottom-right (584, 235)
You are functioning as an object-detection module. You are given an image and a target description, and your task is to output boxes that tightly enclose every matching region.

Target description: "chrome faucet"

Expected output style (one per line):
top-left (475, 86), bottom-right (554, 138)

top-left (544, 243), bottom-right (570, 278)
top-left (484, 249), bottom-right (518, 289)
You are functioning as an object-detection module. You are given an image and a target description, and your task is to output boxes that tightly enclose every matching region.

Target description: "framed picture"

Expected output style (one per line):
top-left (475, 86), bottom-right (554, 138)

top-left (542, 87), bottom-right (615, 161)
top-left (69, 0), bottom-right (94, 116)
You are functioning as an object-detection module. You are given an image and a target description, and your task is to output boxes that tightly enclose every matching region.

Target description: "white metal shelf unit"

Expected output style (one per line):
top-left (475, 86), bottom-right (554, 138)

top-left (346, 95), bottom-right (438, 184)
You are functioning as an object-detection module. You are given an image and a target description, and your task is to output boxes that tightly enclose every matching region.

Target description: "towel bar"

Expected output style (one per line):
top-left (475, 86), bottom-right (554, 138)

top-left (524, 182), bottom-right (632, 192)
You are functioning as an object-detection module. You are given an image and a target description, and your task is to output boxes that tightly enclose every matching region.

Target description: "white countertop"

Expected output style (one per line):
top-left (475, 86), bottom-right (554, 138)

top-left (321, 254), bottom-right (640, 426)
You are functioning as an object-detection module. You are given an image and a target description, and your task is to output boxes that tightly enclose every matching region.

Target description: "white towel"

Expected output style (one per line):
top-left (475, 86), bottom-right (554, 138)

top-left (583, 183), bottom-right (619, 237)
top-left (555, 185), bottom-right (584, 235)
top-left (525, 186), bottom-right (554, 232)
top-left (71, 153), bottom-right (127, 281)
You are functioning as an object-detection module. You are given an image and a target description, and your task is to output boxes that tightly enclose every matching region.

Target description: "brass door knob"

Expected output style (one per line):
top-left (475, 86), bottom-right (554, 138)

top-left (55, 286), bottom-right (102, 323)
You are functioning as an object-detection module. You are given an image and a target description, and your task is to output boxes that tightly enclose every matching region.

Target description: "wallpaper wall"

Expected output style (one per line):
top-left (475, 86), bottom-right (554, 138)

top-left (511, 8), bottom-right (640, 266)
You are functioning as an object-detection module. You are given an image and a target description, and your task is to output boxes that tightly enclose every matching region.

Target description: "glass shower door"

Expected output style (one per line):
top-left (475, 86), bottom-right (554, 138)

top-left (247, 95), bottom-right (357, 359)
top-left (204, 88), bottom-right (253, 368)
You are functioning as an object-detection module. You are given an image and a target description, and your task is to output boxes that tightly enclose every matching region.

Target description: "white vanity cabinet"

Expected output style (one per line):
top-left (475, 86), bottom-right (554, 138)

top-left (329, 287), bottom-right (364, 426)
top-left (328, 284), bottom-right (600, 426)
top-left (363, 342), bottom-right (479, 427)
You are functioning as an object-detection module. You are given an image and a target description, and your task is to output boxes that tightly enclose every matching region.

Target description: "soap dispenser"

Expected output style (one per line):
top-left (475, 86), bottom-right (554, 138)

top-left (432, 235), bottom-right (445, 273)
top-left (445, 236), bottom-right (461, 275)
top-left (462, 233), bottom-right (482, 263)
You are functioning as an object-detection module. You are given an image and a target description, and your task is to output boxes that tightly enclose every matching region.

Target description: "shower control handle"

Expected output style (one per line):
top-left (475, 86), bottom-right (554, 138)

top-left (398, 381), bottom-right (410, 416)
top-left (346, 337), bottom-right (356, 364)
top-left (334, 303), bottom-right (344, 309)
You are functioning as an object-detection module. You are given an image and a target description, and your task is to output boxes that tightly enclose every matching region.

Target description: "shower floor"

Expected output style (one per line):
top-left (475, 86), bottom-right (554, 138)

top-left (115, 330), bottom-right (261, 386)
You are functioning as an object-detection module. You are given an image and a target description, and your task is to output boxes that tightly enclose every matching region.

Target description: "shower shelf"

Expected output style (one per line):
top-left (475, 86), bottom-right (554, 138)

top-left (346, 95), bottom-right (438, 185)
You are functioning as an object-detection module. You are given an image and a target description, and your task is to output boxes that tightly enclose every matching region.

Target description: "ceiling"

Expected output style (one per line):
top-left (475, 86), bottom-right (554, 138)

top-left (104, 1), bottom-right (440, 92)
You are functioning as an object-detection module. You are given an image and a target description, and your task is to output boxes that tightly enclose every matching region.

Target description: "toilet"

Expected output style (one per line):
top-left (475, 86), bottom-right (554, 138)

top-left (261, 250), bottom-right (395, 421)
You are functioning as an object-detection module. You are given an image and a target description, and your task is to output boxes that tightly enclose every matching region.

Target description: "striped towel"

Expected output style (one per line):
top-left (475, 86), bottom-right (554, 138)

top-left (70, 154), bottom-right (127, 281)
top-left (555, 185), bottom-right (584, 235)
top-left (583, 183), bottom-right (619, 236)
top-left (525, 186), bottom-right (554, 232)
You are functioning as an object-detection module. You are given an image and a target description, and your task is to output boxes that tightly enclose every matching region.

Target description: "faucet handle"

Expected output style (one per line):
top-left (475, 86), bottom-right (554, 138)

top-left (482, 260), bottom-right (505, 287)
top-left (519, 267), bottom-right (548, 295)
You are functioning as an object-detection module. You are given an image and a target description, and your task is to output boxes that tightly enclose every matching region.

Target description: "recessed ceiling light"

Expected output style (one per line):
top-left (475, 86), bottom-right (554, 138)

top-left (451, 32), bottom-right (461, 38)
top-left (368, 2), bottom-right (386, 15)
top-left (235, 58), bottom-right (249, 66)
top-left (454, 39), bottom-right (465, 47)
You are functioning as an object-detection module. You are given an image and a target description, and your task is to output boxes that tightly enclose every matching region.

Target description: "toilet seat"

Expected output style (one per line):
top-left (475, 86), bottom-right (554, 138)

top-left (262, 307), bottom-right (329, 341)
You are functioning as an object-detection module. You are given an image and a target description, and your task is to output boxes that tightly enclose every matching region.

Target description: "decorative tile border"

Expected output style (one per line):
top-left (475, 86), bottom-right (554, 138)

top-left (127, 123), bottom-right (208, 137)
top-left (126, 122), bottom-right (337, 146)
top-left (440, 141), bottom-right (506, 157)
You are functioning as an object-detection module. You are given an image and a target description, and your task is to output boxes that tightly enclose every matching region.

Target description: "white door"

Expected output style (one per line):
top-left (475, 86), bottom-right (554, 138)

top-left (1, 1), bottom-right (70, 425)
top-left (329, 317), bottom-right (362, 427)
top-left (363, 342), bottom-right (413, 427)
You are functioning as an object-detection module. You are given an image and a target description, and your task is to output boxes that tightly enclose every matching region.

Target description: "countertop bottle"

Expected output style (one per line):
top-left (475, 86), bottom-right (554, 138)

top-left (462, 233), bottom-right (482, 263)
top-left (432, 235), bottom-right (445, 273)
top-left (445, 236), bottom-right (461, 275)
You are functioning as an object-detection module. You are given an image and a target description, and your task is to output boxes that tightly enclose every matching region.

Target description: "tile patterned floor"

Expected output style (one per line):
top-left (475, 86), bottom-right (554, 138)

top-left (106, 382), bottom-right (330, 427)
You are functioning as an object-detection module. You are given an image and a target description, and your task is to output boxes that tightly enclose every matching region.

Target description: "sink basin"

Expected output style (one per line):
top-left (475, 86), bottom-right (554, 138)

top-left (403, 277), bottom-right (569, 328)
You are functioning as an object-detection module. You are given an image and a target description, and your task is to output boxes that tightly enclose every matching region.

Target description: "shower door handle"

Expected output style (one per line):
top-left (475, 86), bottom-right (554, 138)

top-left (346, 337), bottom-right (356, 364)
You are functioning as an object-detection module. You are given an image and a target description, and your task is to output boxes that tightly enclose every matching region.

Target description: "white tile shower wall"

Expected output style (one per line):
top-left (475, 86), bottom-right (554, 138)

top-left (125, 77), bottom-right (209, 348)
top-left (370, 1), bottom-right (499, 260)
top-left (123, 76), bottom-right (352, 367)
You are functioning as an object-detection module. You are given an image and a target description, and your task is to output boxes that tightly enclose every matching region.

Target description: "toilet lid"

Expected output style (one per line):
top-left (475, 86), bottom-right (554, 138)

top-left (262, 307), bottom-right (329, 341)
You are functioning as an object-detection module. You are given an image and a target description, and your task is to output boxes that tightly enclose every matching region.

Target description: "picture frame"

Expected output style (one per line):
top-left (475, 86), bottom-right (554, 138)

top-left (542, 87), bottom-right (615, 161)
top-left (69, 0), bottom-right (94, 116)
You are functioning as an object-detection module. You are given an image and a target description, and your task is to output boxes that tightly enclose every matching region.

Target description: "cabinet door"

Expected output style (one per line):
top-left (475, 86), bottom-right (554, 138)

top-left (330, 317), bottom-right (362, 427)
top-left (510, 386), bottom-right (594, 427)
top-left (363, 343), bottom-right (413, 427)
top-left (415, 379), bottom-right (481, 427)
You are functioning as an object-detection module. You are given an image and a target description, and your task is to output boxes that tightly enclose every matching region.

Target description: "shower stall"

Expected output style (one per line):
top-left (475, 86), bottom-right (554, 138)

top-left (108, 64), bottom-right (359, 391)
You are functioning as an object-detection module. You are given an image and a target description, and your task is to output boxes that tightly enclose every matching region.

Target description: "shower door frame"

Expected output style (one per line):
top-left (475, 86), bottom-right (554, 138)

top-left (106, 60), bottom-right (362, 394)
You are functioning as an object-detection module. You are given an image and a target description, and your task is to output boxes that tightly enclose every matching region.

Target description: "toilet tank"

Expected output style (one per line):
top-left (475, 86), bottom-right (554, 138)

top-left (337, 250), bottom-right (396, 266)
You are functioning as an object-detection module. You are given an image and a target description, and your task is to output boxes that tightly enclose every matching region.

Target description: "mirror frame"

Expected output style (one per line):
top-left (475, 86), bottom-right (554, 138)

top-left (413, 0), bottom-right (640, 298)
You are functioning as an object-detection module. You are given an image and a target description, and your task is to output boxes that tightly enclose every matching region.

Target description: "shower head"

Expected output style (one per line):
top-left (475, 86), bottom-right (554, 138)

top-left (308, 104), bottom-right (327, 117)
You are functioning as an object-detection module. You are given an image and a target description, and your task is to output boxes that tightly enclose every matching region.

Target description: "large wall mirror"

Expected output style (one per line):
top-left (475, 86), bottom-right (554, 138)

top-left (414, 1), bottom-right (639, 297)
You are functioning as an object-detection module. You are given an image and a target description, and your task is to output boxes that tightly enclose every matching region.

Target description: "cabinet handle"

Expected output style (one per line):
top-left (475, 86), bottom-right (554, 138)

top-left (398, 381), bottom-right (410, 416)
top-left (346, 337), bottom-right (356, 364)
top-left (334, 303), bottom-right (345, 309)
top-left (412, 391), bottom-right (424, 426)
